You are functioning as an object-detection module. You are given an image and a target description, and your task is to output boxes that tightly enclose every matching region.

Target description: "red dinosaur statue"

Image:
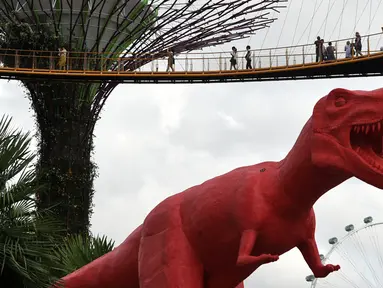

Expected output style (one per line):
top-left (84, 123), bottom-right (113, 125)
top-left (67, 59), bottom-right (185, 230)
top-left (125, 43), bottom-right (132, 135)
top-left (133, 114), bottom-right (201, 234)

top-left (57, 87), bottom-right (383, 288)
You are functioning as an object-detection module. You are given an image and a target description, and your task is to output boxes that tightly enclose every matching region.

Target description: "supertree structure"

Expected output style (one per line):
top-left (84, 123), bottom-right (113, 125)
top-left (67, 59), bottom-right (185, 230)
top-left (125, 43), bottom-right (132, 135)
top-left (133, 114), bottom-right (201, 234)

top-left (0, 0), bottom-right (286, 236)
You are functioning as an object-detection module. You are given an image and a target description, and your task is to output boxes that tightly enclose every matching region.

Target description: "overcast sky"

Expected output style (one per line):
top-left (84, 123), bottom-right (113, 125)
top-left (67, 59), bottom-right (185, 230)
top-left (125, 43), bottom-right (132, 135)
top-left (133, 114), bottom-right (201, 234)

top-left (1, 0), bottom-right (383, 287)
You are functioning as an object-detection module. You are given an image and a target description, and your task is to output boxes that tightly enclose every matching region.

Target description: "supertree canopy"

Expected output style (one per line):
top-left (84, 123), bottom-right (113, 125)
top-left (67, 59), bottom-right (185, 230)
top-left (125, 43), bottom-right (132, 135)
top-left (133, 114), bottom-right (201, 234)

top-left (0, 0), bottom-right (286, 236)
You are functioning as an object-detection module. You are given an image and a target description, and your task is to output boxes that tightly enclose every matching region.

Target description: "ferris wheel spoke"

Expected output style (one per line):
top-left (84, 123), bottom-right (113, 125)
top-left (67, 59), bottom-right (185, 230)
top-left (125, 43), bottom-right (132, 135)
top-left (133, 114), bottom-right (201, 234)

top-left (368, 225), bottom-right (383, 285)
top-left (349, 232), bottom-right (381, 287)
top-left (317, 275), bottom-right (352, 288)
top-left (333, 272), bottom-right (362, 288)
top-left (333, 243), bottom-right (374, 287)
top-left (363, 227), bottom-right (383, 287)
top-left (313, 220), bottom-right (383, 288)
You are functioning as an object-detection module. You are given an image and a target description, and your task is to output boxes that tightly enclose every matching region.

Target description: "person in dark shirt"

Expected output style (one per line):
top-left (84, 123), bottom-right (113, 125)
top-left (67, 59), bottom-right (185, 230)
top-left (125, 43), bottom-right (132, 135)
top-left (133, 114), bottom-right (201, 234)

top-left (314, 36), bottom-right (324, 62)
top-left (355, 32), bottom-right (362, 56)
top-left (245, 45), bottom-right (252, 69)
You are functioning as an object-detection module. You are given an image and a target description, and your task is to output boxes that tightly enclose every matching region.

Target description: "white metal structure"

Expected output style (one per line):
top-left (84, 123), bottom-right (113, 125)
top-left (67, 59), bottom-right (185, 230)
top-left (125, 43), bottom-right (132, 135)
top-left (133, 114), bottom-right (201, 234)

top-left (306, 217), bottom-right (383, 288)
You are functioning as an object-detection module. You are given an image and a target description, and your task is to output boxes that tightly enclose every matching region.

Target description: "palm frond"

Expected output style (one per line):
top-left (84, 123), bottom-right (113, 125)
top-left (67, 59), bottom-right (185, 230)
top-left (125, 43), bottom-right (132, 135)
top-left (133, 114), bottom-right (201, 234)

top-left (0, 115), bottom-right (64, 288)
top-left (53, 234), bottom-right (115, 277)
top-left (0, 115), bottom-right (34, 189)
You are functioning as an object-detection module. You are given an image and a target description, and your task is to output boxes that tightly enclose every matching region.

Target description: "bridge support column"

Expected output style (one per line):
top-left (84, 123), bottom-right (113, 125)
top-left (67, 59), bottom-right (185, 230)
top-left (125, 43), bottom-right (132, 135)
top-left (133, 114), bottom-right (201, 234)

top-left (32, 51), bottom-right (36, 71)
top-left (202, 54), bottom-right (205, 71)
top-left (335, 41), bottom-right (338, 59)
top-left (285, 48), bottom-right (288, 67)
top-left (15, 50), bottom-right (19, 68)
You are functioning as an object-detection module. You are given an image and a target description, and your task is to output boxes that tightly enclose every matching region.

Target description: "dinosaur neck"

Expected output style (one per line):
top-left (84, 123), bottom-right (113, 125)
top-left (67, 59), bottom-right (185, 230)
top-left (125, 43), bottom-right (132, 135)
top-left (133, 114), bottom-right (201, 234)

top-left (277, 118), bottom-right (350, 215)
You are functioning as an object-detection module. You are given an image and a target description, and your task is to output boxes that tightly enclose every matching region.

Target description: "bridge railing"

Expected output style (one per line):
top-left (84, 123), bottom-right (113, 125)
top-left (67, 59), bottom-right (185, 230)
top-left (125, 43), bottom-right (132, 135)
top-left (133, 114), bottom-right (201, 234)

top-left (0, 31), bottom-right (382, 74)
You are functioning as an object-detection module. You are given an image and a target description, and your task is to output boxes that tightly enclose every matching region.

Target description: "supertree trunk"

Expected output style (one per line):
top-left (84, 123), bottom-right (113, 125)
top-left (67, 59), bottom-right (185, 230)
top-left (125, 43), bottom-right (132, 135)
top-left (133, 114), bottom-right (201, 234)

top-left (27, 81), bottom-right (115, 235)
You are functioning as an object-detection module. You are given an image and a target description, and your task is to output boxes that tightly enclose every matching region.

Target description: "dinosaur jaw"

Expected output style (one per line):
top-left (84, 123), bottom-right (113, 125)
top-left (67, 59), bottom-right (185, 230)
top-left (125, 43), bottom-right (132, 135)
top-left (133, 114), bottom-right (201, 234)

top-left (350, 120), bottom-right (383, 173)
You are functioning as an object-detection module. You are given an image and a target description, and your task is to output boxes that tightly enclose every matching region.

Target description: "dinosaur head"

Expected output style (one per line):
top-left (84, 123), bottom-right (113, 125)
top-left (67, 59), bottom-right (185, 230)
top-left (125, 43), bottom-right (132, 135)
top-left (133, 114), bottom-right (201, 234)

top-left (311, 87), bottom-right (383, 189)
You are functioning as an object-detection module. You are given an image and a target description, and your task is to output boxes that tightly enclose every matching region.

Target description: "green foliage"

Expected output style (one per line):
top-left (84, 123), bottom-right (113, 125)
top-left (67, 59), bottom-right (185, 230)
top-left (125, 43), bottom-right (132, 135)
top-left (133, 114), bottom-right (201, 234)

top-left (30, 95), bottom-right (98, 236)
top-left (52, 233), bottom-right (115, 277)
top-left (0, 21), bottom-right (61, 50)
top-left (0, 21), bottom-right (62, 69)
top-left (0, 115), bottom-right (63, 288)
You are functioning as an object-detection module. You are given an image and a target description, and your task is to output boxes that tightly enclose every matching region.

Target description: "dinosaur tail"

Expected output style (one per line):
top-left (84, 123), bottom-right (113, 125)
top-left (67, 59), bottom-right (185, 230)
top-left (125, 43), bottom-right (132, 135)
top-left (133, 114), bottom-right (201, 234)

top-left (55, 225), bottom-right (142, 288)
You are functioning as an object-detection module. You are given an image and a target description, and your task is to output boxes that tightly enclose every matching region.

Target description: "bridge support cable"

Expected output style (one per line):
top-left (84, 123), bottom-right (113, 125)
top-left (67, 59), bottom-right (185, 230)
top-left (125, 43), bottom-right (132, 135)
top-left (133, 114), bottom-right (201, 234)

top-left (256, 9), bottom-right (278, 67)
top-left (350, 0), bottom-right (372, 38)
top-left (307, 0), bottom-right (319, 44)
top-left (272, 0), bottom-right (293, 60)
top-left (291, 0), bottom-right (304, 47)
top-left (290, 0), bottom-right (323, 56)
top-left (368, 0), bottom-right (373, 34)
top-left (371, 0), bottom-right (383, 50)
top-left (323, 0), bottom-right (332, 39)
top-left (327, 0), bottom-right (356, 44)
top-left (337, 0), bottom-right (347, 40)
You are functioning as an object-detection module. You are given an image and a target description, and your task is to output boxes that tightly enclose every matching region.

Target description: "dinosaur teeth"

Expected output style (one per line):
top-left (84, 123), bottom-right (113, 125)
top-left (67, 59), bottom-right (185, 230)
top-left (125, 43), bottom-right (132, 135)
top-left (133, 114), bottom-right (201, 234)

top-left (351, 121), bottom-right (383, 135)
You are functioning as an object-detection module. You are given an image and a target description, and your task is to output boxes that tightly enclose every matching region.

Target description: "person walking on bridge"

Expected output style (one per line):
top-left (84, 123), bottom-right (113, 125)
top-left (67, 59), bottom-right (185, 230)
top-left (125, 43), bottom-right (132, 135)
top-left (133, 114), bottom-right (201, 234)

top-left (355, 32), bottom-right (362, 56)
top-left (166, 48), bottom-right (175, 72)
top-left (245, 45), bottom-right (252, 69)
top-left (57, 46), bottom-right (67, 70)
top-left (230, 46), bottom-right (238, 70)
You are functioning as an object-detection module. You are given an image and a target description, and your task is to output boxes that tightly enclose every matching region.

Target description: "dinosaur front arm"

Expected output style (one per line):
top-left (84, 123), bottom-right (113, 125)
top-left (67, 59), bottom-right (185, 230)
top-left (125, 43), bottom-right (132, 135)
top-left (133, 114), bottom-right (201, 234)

top-left (237, 230), bottom-right (279, 266)
top-left (237, 230), bottom-right (256, 264)
top-left (298, 238), bottom-right (340, 278)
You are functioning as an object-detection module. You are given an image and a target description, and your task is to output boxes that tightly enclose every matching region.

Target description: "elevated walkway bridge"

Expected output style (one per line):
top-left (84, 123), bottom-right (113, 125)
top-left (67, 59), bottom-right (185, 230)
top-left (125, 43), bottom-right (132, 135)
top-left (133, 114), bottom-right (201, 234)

top-left (0, 32), bottom-right (382, 84)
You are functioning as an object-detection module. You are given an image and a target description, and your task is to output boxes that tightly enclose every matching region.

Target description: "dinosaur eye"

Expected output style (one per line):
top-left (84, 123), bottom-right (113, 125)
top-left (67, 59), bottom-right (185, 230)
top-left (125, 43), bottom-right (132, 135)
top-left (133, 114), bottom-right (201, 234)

top-left (335, 97), bottom-right (346, 107)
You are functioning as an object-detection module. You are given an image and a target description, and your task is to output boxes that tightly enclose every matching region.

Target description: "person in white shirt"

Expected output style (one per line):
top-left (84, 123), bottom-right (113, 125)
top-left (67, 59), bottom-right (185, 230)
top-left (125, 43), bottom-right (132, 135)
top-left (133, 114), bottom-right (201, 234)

top-left (344, 41), bottom-right (351, 58)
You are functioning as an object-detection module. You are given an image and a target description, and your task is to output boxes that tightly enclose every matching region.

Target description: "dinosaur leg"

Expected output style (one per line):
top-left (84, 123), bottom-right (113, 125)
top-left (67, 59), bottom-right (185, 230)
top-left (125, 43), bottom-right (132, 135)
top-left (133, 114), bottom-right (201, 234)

top-left (206, 230), bottom-right (279, 288)
top-left (298, 238), bottom-right (340, 278)
top-left (139, 227), bottom-right (203, 288)
top-left (237, 230), bottom-right (279, 266)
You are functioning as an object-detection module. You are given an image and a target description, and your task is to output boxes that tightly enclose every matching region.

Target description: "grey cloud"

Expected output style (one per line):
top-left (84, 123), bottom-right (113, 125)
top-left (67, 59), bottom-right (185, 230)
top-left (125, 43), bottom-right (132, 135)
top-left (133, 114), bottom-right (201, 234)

top-left (2, 76), bottom-right (383, 288)
top-left (1, 2), bottom-right (383, 287)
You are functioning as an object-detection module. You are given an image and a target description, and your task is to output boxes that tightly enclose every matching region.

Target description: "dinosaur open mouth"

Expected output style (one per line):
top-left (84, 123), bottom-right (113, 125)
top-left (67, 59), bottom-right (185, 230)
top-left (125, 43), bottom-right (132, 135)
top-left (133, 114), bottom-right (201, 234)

top-left (350, 120), bottom-right (383, 170)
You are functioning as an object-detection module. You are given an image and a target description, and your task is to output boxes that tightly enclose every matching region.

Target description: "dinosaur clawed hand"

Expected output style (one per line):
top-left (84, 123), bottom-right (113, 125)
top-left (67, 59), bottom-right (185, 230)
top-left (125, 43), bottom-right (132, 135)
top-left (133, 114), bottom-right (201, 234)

top-left (313, 264), bottom-right (341, 278)
top-left (237, 254), bottom-right (279, 266)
